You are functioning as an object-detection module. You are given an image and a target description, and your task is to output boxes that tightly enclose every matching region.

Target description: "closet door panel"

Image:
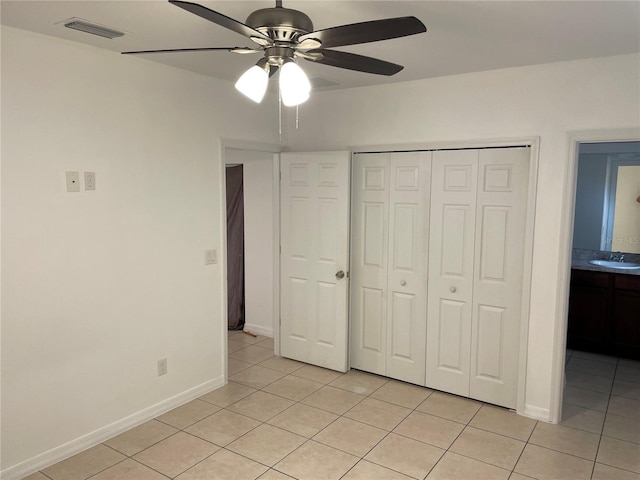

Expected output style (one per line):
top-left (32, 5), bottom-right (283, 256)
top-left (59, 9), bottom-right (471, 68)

top-left (470, 148), bottom-right (529, 408)
top-left (390, 291), bottom-right (416, 358)
top-left (437, 298), bottom-right (467, 371)
top-left (361, 287), bottom-right (385, 351)
top-left (387, 153), bottom-right (430, 385)
top-left (475, 305), bottom-right (505, 378)
top-left (427, 150), bottom-right (478, 395)
top-left (350, 154), bottom-right (390, 375)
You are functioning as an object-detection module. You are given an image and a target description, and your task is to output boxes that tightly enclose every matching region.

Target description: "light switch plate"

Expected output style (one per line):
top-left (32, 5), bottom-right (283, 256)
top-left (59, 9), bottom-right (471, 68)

top-left (205, 249), bottom-right (217, 265)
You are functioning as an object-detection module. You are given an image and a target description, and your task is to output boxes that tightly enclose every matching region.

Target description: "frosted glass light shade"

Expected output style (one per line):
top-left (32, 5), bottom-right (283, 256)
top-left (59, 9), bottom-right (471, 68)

top-left (279, 61), bottom-right (311, 107)
top-left (235, 65), bottom-right (269, 103)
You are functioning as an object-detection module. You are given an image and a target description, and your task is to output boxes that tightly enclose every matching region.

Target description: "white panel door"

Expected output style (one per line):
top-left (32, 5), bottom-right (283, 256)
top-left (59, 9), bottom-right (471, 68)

top-left (280, 151), bottom-right (350, 372)
top-left (426, 150), bottom-right (478, 396)
top-left (470, 148), bottom-right (529, 407)
top-left (386, 152), bottom-right (431, 384)
top-left (351, 152), bottom-right (430, 385)
top-left (350, 154), bottom-right (389, 375)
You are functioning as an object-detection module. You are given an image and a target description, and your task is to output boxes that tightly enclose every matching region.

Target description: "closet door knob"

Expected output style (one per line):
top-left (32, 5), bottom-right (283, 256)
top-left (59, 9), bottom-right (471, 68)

top-left (400, 280), bottom-right (407, 286)
top-left (335, 270), bottom-right (345, 280)
top-left (450, 286), bottom-right (457, 293)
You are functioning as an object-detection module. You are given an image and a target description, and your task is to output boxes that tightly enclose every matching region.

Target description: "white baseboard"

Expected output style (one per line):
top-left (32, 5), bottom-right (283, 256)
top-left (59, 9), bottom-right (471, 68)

top-left (242, 323), bottom-right (273, 338)
top-left (1, 375), bottom-right (225, 480)
top-left (521, 403), bottom-right (552, 422)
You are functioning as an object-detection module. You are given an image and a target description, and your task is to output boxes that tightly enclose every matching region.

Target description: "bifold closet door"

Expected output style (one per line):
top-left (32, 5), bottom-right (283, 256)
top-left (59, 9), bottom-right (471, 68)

top-left (351, 152), bottom-right (430, 385)
top-left (470, 147), bottom-right (529, 407)
top-left (426, 150), bottom-right (478, 396)
top-left (350, 154), bottom-right (388, 376)
top-left (426, 147), bottom-right (529, 408)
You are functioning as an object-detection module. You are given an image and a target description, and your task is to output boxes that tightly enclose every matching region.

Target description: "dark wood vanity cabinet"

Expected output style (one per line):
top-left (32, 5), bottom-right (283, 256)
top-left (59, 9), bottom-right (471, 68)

top-left (567, 270), bottom-right (612, 354)
top-left (567, 269), bottom-right (640, 359)
top-left (612, 274), bottom-right (640, 359)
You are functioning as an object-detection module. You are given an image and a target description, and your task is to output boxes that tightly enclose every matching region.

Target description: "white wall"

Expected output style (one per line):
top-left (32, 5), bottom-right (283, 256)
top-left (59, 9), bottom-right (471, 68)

top-left (3, 21), bottom-right (640, 475)
top-left (285, 53), bottom-right (640, 420)
top-left (573, 154), bottom-right (609, 250)
top-left (0, 26), bottom-right (277, 476)
top-left (225, 149), bottom-right (276, 337)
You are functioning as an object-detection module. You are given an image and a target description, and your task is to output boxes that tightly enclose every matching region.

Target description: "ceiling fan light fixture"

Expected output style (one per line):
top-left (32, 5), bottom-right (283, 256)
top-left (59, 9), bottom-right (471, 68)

top-left (279, 60), bottom-right (311, 107)
top-left (235, 59), bottom-right (269, 103)
top-left (127, 1), bottom-right (427, 106)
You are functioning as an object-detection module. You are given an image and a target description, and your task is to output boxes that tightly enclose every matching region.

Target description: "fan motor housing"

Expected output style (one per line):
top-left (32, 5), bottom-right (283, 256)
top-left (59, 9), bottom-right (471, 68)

top-left (246, 7), bottom-right (313, 43)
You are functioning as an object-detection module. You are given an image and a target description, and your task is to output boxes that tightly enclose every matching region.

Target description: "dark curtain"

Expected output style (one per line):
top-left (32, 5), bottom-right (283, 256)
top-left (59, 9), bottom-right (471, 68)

top-left (226, 165), bottom-right (245, 330)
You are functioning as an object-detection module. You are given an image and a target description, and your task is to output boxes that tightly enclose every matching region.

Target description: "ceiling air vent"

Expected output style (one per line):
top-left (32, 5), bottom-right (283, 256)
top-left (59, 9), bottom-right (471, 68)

top-left (64, 19), bottom-right (124, 39)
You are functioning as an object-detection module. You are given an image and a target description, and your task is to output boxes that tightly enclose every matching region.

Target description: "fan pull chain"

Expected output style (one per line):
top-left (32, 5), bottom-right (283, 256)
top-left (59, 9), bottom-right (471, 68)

top-left (296, 104), bottom-right (300, 129)
top-left (278, 89), bottom-right (283, 142)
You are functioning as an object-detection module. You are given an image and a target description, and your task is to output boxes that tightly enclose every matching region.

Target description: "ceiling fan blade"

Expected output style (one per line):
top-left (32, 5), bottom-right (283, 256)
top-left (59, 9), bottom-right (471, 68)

top-left (298, 16), bottom-right (426, 49)
top-left (122, 47), bottom-right (258, 55)
top-left (305, 49), bottom-right (403, 76)
top-left (169, 0), bottom-right (272, 45)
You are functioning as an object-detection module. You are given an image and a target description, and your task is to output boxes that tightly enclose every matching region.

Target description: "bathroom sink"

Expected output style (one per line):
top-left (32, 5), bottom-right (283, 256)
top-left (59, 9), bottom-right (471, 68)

top-left (589, 259), bottom-right (640, 269)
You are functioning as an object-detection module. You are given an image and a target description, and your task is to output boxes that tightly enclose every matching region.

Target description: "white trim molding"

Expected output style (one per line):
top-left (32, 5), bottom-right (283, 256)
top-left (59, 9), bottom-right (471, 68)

top-left (523, 404), bottom-right (551, 422)
top-left (1, 376), bottom-right (225, 480)
top-left (243, 323), bottom-right (274, 338)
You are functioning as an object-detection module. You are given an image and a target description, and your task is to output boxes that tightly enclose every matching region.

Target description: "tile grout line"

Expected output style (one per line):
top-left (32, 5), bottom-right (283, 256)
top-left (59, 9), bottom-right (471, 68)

top-left (208, 362), bottom-right (357, 478)
top-left (503, 406), bottom-right (539, 479)
top-left (438, 403), bottom-right (518, 475)
top-left (589, 356), bottom-right (619, 479)
top-left (256, 368), bottom-right (413, 478)
top-left (319, 374), bottom-right (425, 480)
top-left (102, 427), bottom-right (210, 479)
top-left (333, 379), bottom-right (421, 478)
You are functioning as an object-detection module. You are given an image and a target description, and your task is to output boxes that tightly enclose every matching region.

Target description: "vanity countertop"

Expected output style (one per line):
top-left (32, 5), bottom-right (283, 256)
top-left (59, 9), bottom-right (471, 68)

top-left (572, 258), bottom-right (640, 276)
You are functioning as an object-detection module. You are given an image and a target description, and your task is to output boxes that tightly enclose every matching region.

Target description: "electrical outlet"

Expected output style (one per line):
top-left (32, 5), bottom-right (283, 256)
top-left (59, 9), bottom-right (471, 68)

top-left (84, 172), bottom-right (96, 190)
top-left (157, 358), bottom-right (167, 376)
top-left (204, 249), bottom-right (217, 265)
top-left (66, 171), bottom-right (80, 192)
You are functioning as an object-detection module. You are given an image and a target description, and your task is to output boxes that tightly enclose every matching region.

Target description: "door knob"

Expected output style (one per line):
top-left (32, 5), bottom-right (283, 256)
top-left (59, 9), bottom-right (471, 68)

top-left (450, 286), bottom-right (457, 293)
top-left (400, 280), bottom-right (407, 286)
top-left (336, 270), bottom-right (345, 280)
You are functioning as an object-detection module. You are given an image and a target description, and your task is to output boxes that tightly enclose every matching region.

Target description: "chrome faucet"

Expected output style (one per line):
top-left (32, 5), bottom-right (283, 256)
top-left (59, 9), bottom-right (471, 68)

top-left (608, 252), bottom-right (625, 262)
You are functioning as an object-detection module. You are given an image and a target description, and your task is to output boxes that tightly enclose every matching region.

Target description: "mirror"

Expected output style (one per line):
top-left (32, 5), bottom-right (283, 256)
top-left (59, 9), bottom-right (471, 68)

top-left (573, 141), bottom-right (640, 254)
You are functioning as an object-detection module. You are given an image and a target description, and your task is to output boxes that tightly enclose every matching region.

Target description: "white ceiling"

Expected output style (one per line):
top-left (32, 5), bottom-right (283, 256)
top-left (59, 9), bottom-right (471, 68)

top-left (2, 1), bottom-right (639, 91)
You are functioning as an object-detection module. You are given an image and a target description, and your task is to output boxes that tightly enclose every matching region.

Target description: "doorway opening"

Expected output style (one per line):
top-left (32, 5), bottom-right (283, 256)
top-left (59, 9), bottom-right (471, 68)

top-left (553, 133), bottom-right (640, 424)
top-left (222, 144), bottom-right (281, 378)
top-left (226, 164), bottom-right (245, 331)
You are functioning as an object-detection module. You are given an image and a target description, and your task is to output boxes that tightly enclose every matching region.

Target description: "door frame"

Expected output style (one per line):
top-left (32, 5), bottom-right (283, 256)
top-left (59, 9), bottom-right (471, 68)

top-left (554, 128), bottom-right (640, 422)
top-left (352, 136), bottom-right (540, 417)
top-left (220, 139), bottom-right (281, 382)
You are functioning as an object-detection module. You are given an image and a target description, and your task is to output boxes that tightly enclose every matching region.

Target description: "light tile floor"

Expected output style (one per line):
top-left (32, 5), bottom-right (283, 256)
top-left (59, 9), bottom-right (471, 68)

top-left (24, 335), bottom-right (640, 479)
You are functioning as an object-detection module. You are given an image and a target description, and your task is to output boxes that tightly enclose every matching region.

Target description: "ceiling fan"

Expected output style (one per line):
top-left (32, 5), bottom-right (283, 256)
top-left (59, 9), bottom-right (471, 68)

top-left (122, 0), bottom-right (427, 106)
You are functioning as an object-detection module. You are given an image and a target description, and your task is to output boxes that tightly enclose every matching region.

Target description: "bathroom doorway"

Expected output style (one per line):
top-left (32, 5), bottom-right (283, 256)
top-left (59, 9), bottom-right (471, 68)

top-left (552, 129), bottom-right (640, 427)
